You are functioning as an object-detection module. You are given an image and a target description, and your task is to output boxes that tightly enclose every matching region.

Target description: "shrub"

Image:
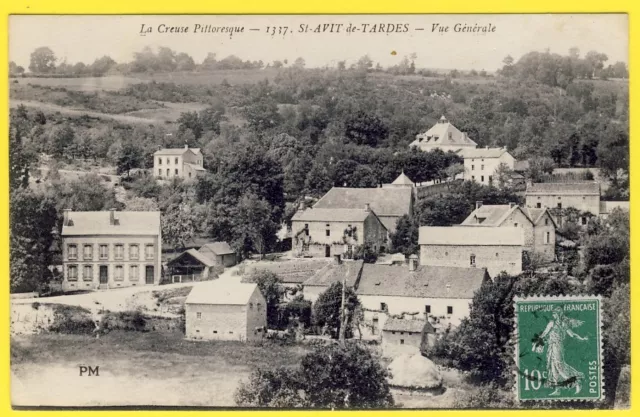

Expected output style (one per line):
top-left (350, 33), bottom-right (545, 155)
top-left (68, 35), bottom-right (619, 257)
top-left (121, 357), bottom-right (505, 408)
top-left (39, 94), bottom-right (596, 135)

top-left (100, 310), bottom-right (148, 332)
top-left (48, 305), bottom-right (95, 335)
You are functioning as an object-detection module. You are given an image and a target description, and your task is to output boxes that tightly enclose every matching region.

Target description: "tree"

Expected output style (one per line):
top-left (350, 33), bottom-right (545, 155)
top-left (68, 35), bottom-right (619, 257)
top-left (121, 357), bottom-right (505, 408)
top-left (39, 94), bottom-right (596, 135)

top-left (292, 57), bottom-right (306, 69)
top-left (232, 193), bottom-right (279, 257)
top-left (90, 55), bottom-right (116, 76)
top-left (304, 164), bottom-right (333, 197)
top-left (602, 284), bottom-right (630, 405)
top-left (29, 46), bottom-right (56, 73)
top-left (9, 106), bottom-right (37, 191)
top-left (48, 174), bottom-right (123, 216)
top-left (597, 129), bottom-right (628, 184)
top-left (176, 52), bottom-right (196, 71)
top-left (355, 55), bottom-right (373, 71)
top-left (235, 343), bottom-right (393, 408)
top-left (444, 162), bottom-right (464, 180)
top-left (48, 123), bottom-right (75, 158)
top-left (116, 141), bottom-right (143, 176)
top-left (9, 61), bottom-right (25, 75)
top-left (248, 269), bottom-right (283, 327)
top-left (161, 200), bottom-right (200, 253)
top-left (494, 162), bottom-right (514, 190)
top-left (344, 111), bottom-right (388, 146)
top-left (313, 282), bottom-right (360, 339)
top-left (526, 156), bottom-right (555, 182)
top-left (390, 215), bottom-right (418, 256)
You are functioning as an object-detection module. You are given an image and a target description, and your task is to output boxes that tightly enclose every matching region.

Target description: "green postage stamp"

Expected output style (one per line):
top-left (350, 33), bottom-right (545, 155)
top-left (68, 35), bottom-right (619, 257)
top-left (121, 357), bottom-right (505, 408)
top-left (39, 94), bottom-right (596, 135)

top-left (514, 295), bottom-right (604, 402)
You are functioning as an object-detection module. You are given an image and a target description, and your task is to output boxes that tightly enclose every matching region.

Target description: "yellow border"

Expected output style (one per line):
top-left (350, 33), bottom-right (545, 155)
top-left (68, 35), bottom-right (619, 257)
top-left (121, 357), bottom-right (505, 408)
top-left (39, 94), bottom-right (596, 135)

top-left (1, 1), bottom-right (636, 416)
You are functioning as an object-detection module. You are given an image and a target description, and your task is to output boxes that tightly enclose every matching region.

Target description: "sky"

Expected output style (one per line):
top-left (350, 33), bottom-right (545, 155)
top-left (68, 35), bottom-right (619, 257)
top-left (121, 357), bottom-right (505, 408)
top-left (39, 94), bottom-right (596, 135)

top-left (9, 14), bottom-right (628, 71)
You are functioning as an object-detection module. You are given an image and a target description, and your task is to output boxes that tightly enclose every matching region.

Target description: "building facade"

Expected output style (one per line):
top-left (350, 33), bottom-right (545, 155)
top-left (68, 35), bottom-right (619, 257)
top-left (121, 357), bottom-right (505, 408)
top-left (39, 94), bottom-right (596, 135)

top-left (458, 147), bottom-right (516, 186)
top-left (409, 115), bottom-right (478, 153)
top-left (381, 318), bottom-right (435, 358)
top-left (185, 281), bottom-right (267, 342)
top-left (419, 226), bottom-right (524, 276)
top-left (291, 206), bottom-right (388, 258)
top-left (61, 210), bottom-right (162, 292)
top-left (525, 182), bottom-right (601, 216)
top-left (198, 242), bottom-right (237, 267)
top-left (153, 145), bottom-right (206, 180)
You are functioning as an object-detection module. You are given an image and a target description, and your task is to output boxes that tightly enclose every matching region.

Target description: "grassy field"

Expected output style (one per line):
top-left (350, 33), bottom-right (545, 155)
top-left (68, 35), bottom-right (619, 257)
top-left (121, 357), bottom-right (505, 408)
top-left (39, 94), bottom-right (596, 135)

top-left (11, 331), bottom-right (311, 407)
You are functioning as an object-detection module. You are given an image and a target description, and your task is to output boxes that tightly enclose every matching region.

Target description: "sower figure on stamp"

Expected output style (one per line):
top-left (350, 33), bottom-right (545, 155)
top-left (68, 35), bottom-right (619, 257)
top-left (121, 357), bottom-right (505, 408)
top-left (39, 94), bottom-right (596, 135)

top-left (533, 307), bottom-right (589, 396)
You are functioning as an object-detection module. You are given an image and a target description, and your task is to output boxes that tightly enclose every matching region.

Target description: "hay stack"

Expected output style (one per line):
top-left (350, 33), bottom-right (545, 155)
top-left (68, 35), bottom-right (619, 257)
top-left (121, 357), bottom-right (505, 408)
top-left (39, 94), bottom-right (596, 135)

top-left (387, 353), bottom-right (442, 389)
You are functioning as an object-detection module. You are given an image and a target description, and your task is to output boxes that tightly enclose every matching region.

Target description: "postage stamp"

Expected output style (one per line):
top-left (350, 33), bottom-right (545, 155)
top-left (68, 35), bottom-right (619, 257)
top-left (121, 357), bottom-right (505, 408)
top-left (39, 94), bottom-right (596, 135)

top-left (513, 295), bottom-right (604, 402)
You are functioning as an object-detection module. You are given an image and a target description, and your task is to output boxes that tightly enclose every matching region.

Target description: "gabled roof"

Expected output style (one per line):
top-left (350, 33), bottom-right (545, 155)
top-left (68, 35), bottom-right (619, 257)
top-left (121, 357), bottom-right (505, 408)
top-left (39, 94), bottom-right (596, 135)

top-left (313, 187), bottom-right (412, 217)
top-left (356, 264), bottom-right (489, 299)
top-left (419, 226), bottom-right (524, 246)
top-left (244, 259), bottom-right (333, 284)
top-left (61, 211), bottom-right (160, 236)
top-left (391, 172), bottom-right (415, 186)
top-left (167, 249), bottom-right (216, 267)
top-left (457, 147), bottom-right (511, 159)
top-left (154, 147), bottom-right (201, 156)
top-left (525, 182), bottom-right (600, 195)
top-left (199, 242), bottom-right (234, 256)
top-left (383, 318), bottom-right (434, 333)
top-left (522, 207), bottom-right (551, 225)
top-left (412, 116), bottom-right (477, 147)
top-left (185, 280), bottom-right (260, 305)
top-left (303, 260), bottom-right (364, 287)
top-left (460, 204), bottom-right (523, 226)
top-left (292, 208), bottom-right (373, 223)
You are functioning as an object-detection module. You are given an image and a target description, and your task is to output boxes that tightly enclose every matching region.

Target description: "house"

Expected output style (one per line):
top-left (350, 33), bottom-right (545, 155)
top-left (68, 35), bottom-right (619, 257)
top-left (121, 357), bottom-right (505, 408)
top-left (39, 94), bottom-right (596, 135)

top-left (382, 318), bottom-right (435, 358)
top-left (356, 258), bottom-right (490, 333)
top-left (460, 201), bottom-right (556, 262)
top-left (313, 186), bottom-right (413, 234)
top-left (419, 226), bottom-right (524, 276)
top-left (525, 182), bottom-right (601, 216)
top-left (60, 209), bottom-right (162, 292)
top-left (458, 147), bottom-right (516, 186)
top-left (410, 115), bottom-right (478, 153)
top-left (198, 242), bottom-right (236, 267)
top-left (243, 258), bottom-right (334, 298)
top-left (291, 205), bottom-right (388, 259)
top-left (302, 257), bottom-right (364, 303)
top-left (185, 280), bottom-right (267, 342)
top-left (153, 145), bottom-right (206, 180)
top-left (381, 171), bottom-right (415, 188)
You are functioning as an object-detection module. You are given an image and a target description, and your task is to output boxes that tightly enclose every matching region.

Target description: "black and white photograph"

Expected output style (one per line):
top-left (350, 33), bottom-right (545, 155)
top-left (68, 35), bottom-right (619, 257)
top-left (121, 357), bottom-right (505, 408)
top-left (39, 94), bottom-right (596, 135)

top-left (9, 14), bottom-right (629, 409)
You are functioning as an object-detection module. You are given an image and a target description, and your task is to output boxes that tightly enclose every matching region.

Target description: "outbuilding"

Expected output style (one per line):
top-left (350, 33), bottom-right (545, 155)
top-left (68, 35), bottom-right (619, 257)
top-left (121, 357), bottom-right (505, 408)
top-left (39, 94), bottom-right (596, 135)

top-left (382, 317), bottom-right (435, 358)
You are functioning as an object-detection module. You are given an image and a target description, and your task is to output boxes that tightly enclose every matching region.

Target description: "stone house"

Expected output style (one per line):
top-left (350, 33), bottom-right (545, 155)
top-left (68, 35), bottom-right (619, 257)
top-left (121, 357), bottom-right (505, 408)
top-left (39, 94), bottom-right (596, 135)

top-left (525, 182), bottom-right (601, 216)
top-left (312, 186), bottom-right (413, 234)
top-left (291, 205), bottom-right (388, 258)
top-left (409, 115), bottom-right (478, 153)
top-left (60, 209), bottom-right (162, 292)
top-left (185, 280), bottom-right (267, 342)
top-left (458, 147), bottom-right (516, 186)
top-left (153, 145), bottom-right (206, 180)
top-left (381, 318), bottom-right (436, 358)
top-left (419, 226), bottom-right (524, 276)
top-left (302, 257), bottom-right (364, 304)
top-left (198, 242), bottom-right (237, 267)
top-left (356, 259), bottom-right (490, 335)
top-left (460, 201), bottom-right (557, 262)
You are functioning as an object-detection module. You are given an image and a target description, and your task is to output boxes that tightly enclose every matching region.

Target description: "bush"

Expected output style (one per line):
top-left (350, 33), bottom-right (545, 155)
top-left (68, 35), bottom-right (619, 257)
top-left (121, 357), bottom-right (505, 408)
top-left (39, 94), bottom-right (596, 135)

top-left (48, 305), bottom-right (96, 335)
top-left (100, 310), bottom-right (147, 332)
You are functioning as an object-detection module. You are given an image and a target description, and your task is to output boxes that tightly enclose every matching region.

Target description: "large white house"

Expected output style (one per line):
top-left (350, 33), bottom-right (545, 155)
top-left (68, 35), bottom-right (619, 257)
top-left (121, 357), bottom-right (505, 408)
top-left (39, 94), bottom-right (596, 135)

top-left (409, 115), bottom-right (478, 153)
top-left (458, 147), bottom-right (516, 186)
top-left (153, 145), bottom-right (206, 180)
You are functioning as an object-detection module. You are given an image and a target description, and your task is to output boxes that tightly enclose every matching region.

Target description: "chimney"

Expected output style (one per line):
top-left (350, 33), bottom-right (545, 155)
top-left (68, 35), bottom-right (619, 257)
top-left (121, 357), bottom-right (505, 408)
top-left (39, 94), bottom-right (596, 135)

top-left (364, 203), bottom-right (371, 212)
top-left (63, 209), bottom-right (71, 226)
top-left (298, 201), bottom-right (306, 211)
top-left (409, 254), bottom-right (418, 272)
top-left (109, 208), bottom-right (118, 225)
top-left (509, 202), bottom-right (516, 209)
top-left (334, 254), bottom-right (342, 265)
top-left (184, 143), bottom-right (189, 149)
top-left (476, 201), bottom-right (483, 210)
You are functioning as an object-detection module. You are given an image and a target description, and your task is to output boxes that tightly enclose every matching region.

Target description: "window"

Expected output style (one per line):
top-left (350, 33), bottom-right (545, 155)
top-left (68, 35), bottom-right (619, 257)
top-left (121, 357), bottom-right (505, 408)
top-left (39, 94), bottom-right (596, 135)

top-left (445, 251), bottom-right (448, 256)
top-left (481, 164), bottom-right (484, 170)
top-left (496, 252), bottom-right (499, 257)
top-left (257, 303), bottom-right (262, 309)
top-left (470, 254), bottom-right (476, 267)
top-left (99, 244), bottom-right (109, 260)
top-left (145, 244), bottom-right (154, 260)
top-left (249, 303), bottom-right (253, 309)
top-left (472, 176), bottom-right (475, 181)
top-left (130, 244), bottom-right (139, 260)
top-left (188, 172), bottom-right (192, 178)
top-left (158, 158), bottom-right (162, 165)
top-left (196, 312), bottom-right (202, 319)
top-left (67, 244), bottom-right (78, 260)
top-left (229, 331), bottom-right (233, 334)
top-left (83, 244), bottom-right (93, 260)
top-left (471, 164), bottom-right (475, 171)
top-left (447, 306), bottom-right (454, 315)
top-left (158, 169), bottom-right (162, 176)
top-left (83, 265), bottom-right (93, 281)
top-left (481, 175), bottom-right (485, 182)
top-left (557, 203), bottom-right (562, 209)
top-left (213, 330), bottom-right (217, 334)
top-left (175, 169), bottom-right (179, 175)
top-left (129, 265), bottom-right (139, 281)
top-left (166, 169), bottom-right (170, 176)
top-left (326, 224), bottom-right (330, 237)
top-left (545, 218), bottom-right (549, 225)
top-left (581, 217), bottom-right (587, 225)
top-left (514, 223), bottom-right (518, 227)
top-left (304, 224), bottom-right (309, 236)
top-left (425, 305), bottom-right (431, 314)
top-left (380, 302), bottom-right (387, 311)
top-left (488, 175), bottom-right (493, 184)
top-left (545, 232), bottom-right (551, 244)
top-left (372, 317), bottom-right (378, 335)
top-left (166, 158), bottom-right (170, 164)
top-left (67, 265), bottom-right (78, 281)
top-left (400, 339), bottom-right (405, 345)
top-left (114, 265), bottom-right (124, 281)
top-left (536, 202), bottom-right (542, 208)
top-left (175, 157), bottom-right (179, 164)
top-left (114, 244), bottom-right (124, 260)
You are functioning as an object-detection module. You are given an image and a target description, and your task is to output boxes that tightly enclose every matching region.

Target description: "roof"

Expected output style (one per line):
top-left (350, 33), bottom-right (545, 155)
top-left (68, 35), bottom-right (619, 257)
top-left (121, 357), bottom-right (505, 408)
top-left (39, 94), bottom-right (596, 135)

top-left (600, 201), bottom-right (630, 214)
top-left (526, 182), bottom-right (600, 195)
top-left (303, 260), bottom-right (364, 287)
top-left (383, 318), bottom-right (433, 333)
top-left (460, 204), bottom-right (521, 226)
top-left (378, 216), bottom-right (400, 233)
top-left (244, 259), bottom-right (333, 284)
top-left (412, 116), bottom-right (477, 147)
top-left (313, 187), bottom-right (412, 217)
top-left (522, 207), bottom-right (548, 225)
top-left (185, 163), bottom-right (206, 172)
top-left (185, 280), bottom-right (260, 305)
top-left (153, 147), bottom-right (201, 156)
top-left (167, 249), bottom-right (216, 267)
top-left (514, 160), bottom-right (530, 172)
top-left (356, 264), bottom-right (488, 299)
top-left (457, 147), bottom-right (511, 159)
top-left (419, 226), bottom-right (524, 246)
top-left (199, 242), bottom-right (235, 256)
top-left (61, 211), bottom-right (160, 236)
top-left (391, 172), bottom-right (415, 186)
top-left (292, 208), bottom-right (372, 223)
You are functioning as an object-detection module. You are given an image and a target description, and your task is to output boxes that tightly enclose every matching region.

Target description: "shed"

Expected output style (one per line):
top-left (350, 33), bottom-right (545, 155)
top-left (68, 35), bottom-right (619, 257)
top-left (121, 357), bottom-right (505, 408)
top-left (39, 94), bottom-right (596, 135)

top-left (381, 317), bottom-right (435, 358)
top-left (166, 249), bottom-right (216, 283)
top-left (198, 242), bottom-right (236, 267)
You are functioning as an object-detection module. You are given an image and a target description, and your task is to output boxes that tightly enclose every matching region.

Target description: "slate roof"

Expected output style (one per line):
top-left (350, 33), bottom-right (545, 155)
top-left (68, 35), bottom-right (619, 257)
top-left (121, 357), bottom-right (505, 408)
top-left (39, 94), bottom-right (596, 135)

top-left (167, 249), bottom-right (216, 267)
top-left (419, 226), bottom-right (524, 246)
top-left (356, 264), bottom-right (488, 299)
top-left (391, 172), bottom-right (415, 186)
top-left (383, 318), bottom-right (434, 333)
top-left (525, 182), bottom-right (600, 195)
top-left (313, 187), bottom-right (412, 217)
top-left (199, 242), bottom-right (235, 256)
top-left (303, 260), bottom-right (364, 287)
top-left (412, 116), bottom-right (477, 147)
top-left (292, 208), bottom-right (373, 223)
top-left (458, 147), bottom-right (511, 159)
top-left (460, 204), bottom-right (519, 226)
top-left (154, 147), bottom-right (201, 156)
top-left (61, 211), bottom-right (160, 236)
top-left (244, 259), bottom-right (333, 284)
top-left (185, 280), bottom-right (260, 305)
